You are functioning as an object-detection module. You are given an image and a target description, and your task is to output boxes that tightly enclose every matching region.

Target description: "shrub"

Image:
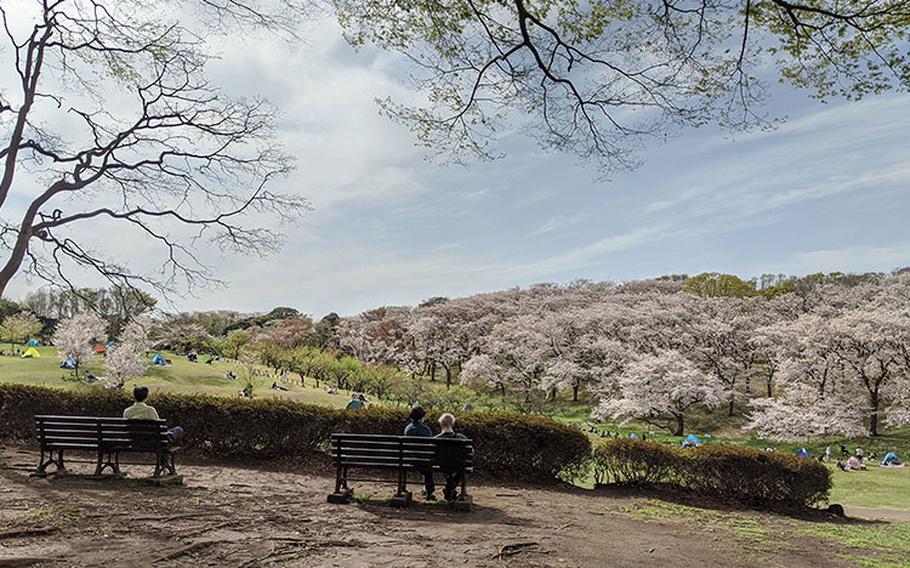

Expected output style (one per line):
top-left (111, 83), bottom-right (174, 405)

top-left (0, 385), bottom-right (590, 482)
top-left (591, 438), bottom-right (680, 486)
top-left (677, 445), bottom-right (832, 508)
top-left (590, 439), bottom-right (831, 508)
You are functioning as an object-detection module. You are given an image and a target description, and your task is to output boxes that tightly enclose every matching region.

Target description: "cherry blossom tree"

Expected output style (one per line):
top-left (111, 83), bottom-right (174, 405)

top-left (105, 343), bottom-right (148, 386)
top-left (53, 312), bottom-right (106, 377)
top-left (596, 350), bottom-right (724, 436)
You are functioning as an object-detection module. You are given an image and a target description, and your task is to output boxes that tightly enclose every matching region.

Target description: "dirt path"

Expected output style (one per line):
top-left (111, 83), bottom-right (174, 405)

top-left (0, 446), bottom-right (871, 567)
top-left (844, 506), bottom-right (910, 523)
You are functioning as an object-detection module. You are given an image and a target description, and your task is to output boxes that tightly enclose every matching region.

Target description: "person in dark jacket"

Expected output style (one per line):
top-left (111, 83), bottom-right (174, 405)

top-left (435, 413), bottom-right (469, 502)
top-left (403, 407), bottom-right (435, 500)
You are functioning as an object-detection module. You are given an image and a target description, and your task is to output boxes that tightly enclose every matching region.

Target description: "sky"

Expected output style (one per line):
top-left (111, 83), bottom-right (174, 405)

top-left (4, 14), bottom-right (910, 318)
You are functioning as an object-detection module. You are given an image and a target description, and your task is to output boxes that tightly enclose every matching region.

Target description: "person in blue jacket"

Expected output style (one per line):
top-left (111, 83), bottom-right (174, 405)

top-left (404, 407), bottom-right (436, 500)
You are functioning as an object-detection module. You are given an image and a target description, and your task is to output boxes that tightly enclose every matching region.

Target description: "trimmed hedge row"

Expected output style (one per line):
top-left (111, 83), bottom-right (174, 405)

top-left (0, 385), bottom-right (590, 482)
top-left (591, 438), bottom-right (832, 508)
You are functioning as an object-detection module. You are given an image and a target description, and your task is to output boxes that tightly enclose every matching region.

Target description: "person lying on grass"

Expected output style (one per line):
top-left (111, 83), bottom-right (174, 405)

top-left (123, 386), bottom-right (184, 444)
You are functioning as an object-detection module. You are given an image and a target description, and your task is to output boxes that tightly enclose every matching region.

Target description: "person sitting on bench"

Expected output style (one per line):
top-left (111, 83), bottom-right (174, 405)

top-left (404, 406), bottom-right (436, 501)
top-left (123, 386), bottom-right (184, 444)
top-left (436, 413), bottom-right (469, 502)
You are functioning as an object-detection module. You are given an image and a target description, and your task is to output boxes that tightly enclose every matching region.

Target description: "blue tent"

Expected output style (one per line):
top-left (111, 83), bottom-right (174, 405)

top-left (26, 338), bottom-right (39, 347)
top-left (882, 452), bottom-right (902, 466)
top-left (150, 353), bottom-right (166, 366)
top-left (796, 448), bottom-right (810, 459)
top-left (105, 341), bottom-right (118, 349)
top-left (60, 355), bottom-right (77, 370)
top-left (683, 434), bottom-right (702, 447)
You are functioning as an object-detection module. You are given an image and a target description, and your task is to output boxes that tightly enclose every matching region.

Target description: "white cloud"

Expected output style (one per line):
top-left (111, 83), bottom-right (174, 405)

top-left (790, 244), bottom-right (910, 275)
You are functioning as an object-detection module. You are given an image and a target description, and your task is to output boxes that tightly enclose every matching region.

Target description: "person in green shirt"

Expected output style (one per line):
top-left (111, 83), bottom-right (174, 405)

top-left (123, 386), bottom-right (184, 443)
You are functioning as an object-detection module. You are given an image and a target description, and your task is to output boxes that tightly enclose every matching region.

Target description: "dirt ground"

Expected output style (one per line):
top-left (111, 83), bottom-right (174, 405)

top-left (0, 445), bottom-right (884, 567)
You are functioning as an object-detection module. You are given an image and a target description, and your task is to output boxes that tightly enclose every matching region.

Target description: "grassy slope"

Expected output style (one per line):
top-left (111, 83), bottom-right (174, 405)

top-left (0, 345), bottom-right (350, 408)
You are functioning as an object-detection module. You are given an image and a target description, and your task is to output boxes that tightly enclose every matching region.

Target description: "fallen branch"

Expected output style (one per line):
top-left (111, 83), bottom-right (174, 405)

top-left (493, 542), bottom-right (539, 560)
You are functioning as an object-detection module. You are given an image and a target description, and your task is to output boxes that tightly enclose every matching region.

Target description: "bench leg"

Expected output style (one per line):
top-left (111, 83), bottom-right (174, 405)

top-left (390, 468), bottom-right (412, 508)
top-left (33, 449), bottom-right (63, 477)
top-left (328, 466), bottom-right (353, 504)
top-left (94, 451), bottom-right (120, 476)
top-left (452, 474), bottom-right (472, 512)
top-left (163, 451), bottom-right (176, 476)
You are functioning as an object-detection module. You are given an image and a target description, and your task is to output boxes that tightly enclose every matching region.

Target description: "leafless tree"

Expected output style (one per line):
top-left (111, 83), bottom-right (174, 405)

top-left (0, 0), bottom-right (315, 298)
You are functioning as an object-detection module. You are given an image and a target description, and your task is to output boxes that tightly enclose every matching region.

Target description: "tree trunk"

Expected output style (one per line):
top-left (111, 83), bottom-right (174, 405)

top-left (572, 383), bottom-right (580, 402)
top-left (444, 365), bottom-right (452, 389)
top-left (870, 389), bottom-right (881, 436)
top-left (727, 396), bottom-right (735, 417)
top-left (673, 413), bottom-right (685, 437)
top-left (429, 360), bottom-right (436, 382)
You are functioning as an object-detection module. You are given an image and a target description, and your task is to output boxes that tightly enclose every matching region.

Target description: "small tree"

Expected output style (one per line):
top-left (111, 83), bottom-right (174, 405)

top-left (596, 350), bottom-right (724, 436)
top-left (105, 344), bottom-right (148, 387)
top-left (0, 312), bottom-right (42, 350)
top-left (53, 313), bottom-right (106, 377)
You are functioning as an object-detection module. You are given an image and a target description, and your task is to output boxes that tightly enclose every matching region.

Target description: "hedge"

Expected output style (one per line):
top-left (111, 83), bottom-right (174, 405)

top-left (0, 385), bottom-right (590, 483)
top-left (591, 438), bottom-right (831, 508)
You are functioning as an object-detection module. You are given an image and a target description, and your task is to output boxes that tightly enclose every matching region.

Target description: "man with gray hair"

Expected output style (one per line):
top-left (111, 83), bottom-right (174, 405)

top-left (435, 413), bottom-right (469, 501)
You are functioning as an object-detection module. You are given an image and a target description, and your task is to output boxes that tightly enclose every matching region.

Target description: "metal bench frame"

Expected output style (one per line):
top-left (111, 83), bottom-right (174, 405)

top-left (34, 415), bottom-right (178, 478)
top-left (328, 433), bottom-right (474, 510)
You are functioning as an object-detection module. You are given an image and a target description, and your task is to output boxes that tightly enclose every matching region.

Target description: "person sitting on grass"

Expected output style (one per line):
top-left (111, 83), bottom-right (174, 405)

top-left (845, 455), bottom-right (866, 471)
top-left (271, 381), bottom-right (289, 392)
top-left (435, 413), bottom-right (470, 502)
top-left (345, 393), bottom-right (365, 410)
top-left (404, 407), bottom-right (436, 501)
top-left (123, 386), bottom-right (184, 444)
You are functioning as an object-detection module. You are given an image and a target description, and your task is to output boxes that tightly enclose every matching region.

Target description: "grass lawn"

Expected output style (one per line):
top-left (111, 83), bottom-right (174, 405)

top-left (830, 466), bottom-right (910, 510)
top-left (0, 345), bottom-right (351, 408)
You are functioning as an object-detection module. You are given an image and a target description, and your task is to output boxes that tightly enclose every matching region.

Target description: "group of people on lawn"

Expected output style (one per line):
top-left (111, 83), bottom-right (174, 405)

top-left (122, 386), bottom-right (469, 502)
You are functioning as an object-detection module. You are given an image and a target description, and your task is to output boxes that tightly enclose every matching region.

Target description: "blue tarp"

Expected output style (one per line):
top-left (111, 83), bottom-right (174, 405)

top-left (150, 353), bottom-right (166, 365)
top-left (60, 355), bottom-right (77, 370)
top-left (796, 448), bottom-right (810, 459)
top-left (685, 434), bottom-right (701, 445)
top-left (26, 338), bottom-right (39, 346)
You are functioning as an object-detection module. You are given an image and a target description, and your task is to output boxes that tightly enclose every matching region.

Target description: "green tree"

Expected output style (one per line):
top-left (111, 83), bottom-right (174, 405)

top-left (683, 273), bottom-right (757, 298)
top-left (0, 298), bottom-right (21, 321)
top-left (314, 313), bottom-right (341, 349)
top-left (0, 312), bottom-right (42, 349)
top-left (216, 330), bottom-right (253, 360)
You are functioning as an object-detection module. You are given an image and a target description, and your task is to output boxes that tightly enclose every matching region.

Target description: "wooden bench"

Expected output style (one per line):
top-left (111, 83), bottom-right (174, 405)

top-left (34, 415), bottom-right (179, 478)
top-left (328, 433), bottom-right (474, 510)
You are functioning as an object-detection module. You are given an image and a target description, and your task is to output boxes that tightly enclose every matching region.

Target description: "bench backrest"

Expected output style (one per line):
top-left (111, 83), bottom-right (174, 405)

top-left (330, 433), bottom-right (474, 472)
top-left (35, 415), bottom-right (170, 452)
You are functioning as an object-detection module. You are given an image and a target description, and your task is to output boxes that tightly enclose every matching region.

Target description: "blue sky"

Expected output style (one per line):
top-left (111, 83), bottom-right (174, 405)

top-left (6, 18), bottom-right (910, 317)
